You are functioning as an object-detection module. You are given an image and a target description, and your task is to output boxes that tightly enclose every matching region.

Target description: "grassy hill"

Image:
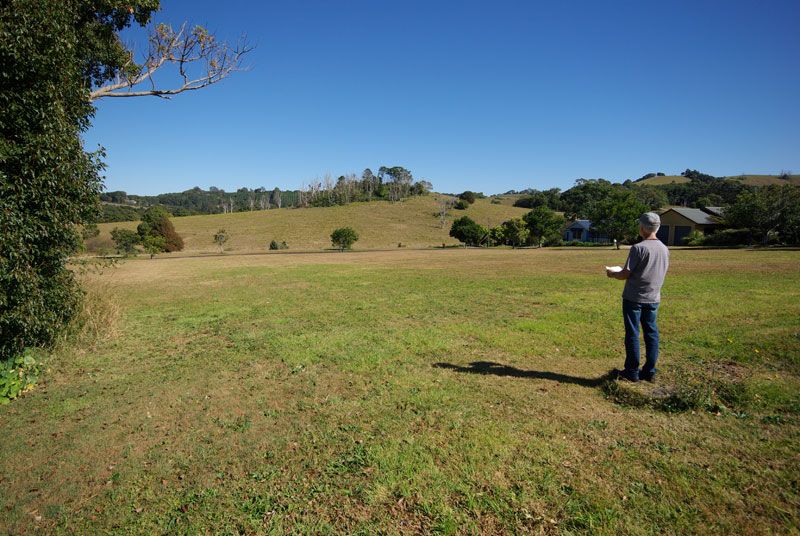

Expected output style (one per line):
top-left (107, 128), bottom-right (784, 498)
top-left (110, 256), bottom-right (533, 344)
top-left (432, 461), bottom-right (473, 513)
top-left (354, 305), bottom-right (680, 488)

top-left (86, 195), bottom-right (529, 254)
top-left (637, 174), bottom-right (799, 186)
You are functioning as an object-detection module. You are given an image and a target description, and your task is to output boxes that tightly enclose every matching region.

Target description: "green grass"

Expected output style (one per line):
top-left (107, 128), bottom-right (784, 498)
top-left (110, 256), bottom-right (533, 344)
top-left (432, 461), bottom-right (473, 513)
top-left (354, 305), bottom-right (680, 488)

top-left (86, 195), bottom-right (529, 255)
top-left (1, 249), bottom-right (799, 534)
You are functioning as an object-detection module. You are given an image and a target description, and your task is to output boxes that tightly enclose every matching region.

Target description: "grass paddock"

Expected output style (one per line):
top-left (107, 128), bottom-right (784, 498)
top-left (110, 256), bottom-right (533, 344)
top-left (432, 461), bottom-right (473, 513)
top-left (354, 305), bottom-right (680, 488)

top-left (1, 248), bottom-right (798, 534)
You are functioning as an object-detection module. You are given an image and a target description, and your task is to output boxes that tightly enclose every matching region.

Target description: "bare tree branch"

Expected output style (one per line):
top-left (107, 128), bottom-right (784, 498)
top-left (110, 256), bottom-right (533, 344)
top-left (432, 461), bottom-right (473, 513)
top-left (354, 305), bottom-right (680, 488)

top-left (90, 22), bottom-right (253, 101)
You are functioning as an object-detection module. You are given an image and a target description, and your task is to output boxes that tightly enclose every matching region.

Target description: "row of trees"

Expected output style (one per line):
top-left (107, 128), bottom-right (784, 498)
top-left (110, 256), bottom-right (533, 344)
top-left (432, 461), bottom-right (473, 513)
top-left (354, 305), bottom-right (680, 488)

top-left (99, 166), bottom-right (432, 222)
top-left (450, 206), bottom-right (568, 248)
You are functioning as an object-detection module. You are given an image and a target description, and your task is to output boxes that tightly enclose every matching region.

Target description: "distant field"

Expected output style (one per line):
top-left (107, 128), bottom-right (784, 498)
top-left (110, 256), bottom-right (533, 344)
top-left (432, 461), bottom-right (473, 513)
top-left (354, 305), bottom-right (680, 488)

top-left (86, 196), bottom-right (529, 254)
top-left (637, 174), bottom-right (799, 186)
top-left (1, 249), bottom-right (798, 534)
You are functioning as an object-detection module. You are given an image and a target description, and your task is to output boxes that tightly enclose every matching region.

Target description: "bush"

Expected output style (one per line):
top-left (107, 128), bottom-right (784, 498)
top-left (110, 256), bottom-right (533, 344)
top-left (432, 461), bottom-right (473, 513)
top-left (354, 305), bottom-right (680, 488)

top-left (453, 200), bottom-right (470, 210)
top-left (683, 230), bottom-right (705, 246)
top-left (490, 198), bottom-right (502, 204)
top-left (269, 240), bottom-right (289, 250)
top-left (137, 207), bottom-right (184, 252)
top-left (0, 350), bottom-right (43, 404)
top-left (542, 234), bottom-right (563, 247)
top-left (110, 228), bottom-right (140, 256)
top-left (331, 227), bottom-right (359, 250)
top-left (701, 228), bottom-right (753, 246)
top-left (449, 216), bottom-right (488, 246)
top-left (458, 191), bottom-right (477, 204)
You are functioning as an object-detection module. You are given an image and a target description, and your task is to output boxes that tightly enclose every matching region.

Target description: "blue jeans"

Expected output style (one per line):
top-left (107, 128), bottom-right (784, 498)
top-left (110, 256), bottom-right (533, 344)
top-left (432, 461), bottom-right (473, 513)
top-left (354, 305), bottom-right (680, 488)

top-left (622, 299), bottom-right (660, 379)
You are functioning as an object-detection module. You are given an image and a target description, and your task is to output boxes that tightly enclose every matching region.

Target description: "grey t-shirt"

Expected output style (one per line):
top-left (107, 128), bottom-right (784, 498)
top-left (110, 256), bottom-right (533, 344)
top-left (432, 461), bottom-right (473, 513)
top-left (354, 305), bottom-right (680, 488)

top-left (622, 239), bottom-right (669, 303)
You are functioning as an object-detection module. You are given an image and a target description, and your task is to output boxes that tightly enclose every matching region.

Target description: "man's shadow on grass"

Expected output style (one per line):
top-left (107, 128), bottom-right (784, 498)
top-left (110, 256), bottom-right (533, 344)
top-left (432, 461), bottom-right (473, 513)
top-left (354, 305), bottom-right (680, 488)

top-left (433, 361), bottom-right (610, 388)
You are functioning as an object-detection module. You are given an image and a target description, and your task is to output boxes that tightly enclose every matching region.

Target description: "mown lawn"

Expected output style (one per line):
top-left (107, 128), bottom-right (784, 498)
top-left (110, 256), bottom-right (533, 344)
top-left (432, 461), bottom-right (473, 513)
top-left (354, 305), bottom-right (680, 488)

top-left (1, 248), bottom-right (798, 535)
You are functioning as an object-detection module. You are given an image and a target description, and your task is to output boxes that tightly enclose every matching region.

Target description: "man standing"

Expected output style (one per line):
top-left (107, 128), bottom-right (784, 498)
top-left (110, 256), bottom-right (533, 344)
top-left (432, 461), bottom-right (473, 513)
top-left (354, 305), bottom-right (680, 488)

top-left (607, 213), bottom-right (669, 382)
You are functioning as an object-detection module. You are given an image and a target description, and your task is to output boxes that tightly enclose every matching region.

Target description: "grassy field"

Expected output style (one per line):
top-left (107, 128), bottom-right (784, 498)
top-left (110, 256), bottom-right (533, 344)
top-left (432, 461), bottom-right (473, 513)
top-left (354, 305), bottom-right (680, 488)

top-left (1, 249), bottom-right (799, 534)
top-left (86, 196), bottom-right (528, 255)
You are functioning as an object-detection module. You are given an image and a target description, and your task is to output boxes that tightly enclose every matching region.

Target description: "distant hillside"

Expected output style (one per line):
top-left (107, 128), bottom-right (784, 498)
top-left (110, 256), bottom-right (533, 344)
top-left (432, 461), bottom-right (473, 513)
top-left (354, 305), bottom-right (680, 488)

top-left (637, 174), bottom-right (799, 187)
top-left (85, 196), bottom-right (529, 254)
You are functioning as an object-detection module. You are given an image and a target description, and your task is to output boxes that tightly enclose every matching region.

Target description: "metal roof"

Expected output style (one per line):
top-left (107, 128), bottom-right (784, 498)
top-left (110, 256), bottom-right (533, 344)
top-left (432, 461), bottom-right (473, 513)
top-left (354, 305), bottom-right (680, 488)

top-left (567, 219), bottom-right (592, 230)
top-left (666, 207), bottom-right (719, 225)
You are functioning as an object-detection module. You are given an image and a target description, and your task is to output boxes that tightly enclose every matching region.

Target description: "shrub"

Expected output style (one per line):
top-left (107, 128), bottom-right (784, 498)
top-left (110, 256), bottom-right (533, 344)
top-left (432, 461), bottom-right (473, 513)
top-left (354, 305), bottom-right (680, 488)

top-left (142, 235), bottom-right (166, 258)
top-left (331, 227), bottom-right (359, 251)
top-left (458, 191), bottom-right (477, 204)
top-left (449, 216), bottom-right (488, 246)
top-left (542, 234), bottom-right (563, 247)
top-left (213, 229), bottom-right (229, 252)
top-left (137, 206), bottom-right (184, 252)
top-left (110, 228), bottom-right (140, 256)
top-left (269, 240), bottom-right (289, 250)
top-left (453, 200), bottom-right (470, 210)
top-left (684, 230), bottom-right (705, 246)
top-left (490, 198), bottom-right (502, 204)
top-left (701, 228), bottom-right (753, 246)
top-left (0, 350), bottom-right (43, 404)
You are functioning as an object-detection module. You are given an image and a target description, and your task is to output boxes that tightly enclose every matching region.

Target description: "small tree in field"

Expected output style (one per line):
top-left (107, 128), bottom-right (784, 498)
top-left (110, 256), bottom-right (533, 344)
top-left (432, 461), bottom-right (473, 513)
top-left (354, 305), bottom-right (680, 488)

top-left (523, 207), bottom-right (565, 247)
top-left (142, 235), bottom-right (166, 259)
top-left (213, 229), bottom-right (229, 253)
top-left (331, 227), bottom-right (359, 251)
top-left (111, 228), bottom-right (141, 256)
top-left (500, 218), bottom-right (530, 248)
top-left (449, 216), bottom-right (488, 246)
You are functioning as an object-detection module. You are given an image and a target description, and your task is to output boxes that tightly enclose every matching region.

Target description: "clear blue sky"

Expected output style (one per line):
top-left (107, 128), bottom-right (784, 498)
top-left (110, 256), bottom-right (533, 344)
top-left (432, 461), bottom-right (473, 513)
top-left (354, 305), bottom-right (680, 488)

top-left (84, 0), bottom-right (800, 195)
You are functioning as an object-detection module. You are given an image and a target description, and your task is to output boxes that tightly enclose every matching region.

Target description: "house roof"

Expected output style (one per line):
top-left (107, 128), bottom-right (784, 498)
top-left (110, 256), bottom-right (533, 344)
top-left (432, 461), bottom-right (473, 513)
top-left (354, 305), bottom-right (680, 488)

top-left (567, 219), bottom-right (592, 230)
top-left (703, 206), bottom-right (725, 217)
top-left (665, 207), bottom-right (719, 225)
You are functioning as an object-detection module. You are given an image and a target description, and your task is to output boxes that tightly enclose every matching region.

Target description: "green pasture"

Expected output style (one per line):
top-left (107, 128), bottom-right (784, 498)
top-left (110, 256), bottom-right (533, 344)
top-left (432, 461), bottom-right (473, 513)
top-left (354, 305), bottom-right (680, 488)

top-left (1, 249), bottom-right (798, 534)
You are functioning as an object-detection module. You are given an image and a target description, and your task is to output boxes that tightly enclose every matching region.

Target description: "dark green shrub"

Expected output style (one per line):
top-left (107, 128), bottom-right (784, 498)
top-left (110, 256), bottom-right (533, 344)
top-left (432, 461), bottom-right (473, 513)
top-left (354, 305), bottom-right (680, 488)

top-left (458, 191), bottom-right (477, 204)
top-left (269, 240), bottom-right (289, 250)
top-left (449, 216), bottom-right (488, 246)
top-left (701, 228), bottom-right (753, 246)
top-left (137, 206), bottom-right (184, 252)
top-left (0, 350), bottom-right (43, 404)
top-left (331, 227), bottom-right (359, 251)
top-left (453, 200), bottom-right (470, 210)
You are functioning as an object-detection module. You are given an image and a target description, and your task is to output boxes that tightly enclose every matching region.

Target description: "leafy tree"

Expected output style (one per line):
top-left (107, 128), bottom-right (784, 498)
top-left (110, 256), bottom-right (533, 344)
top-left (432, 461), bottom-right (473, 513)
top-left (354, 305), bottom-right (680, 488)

top-left (724, 185), bottom-right (800, 245)
top-left (0, 1), bottom-right (141, 360)
top-left (500, 218), bottom-right (530, 248)
top-left (213, 229), bottom-right (229, 253)
top-left (271, 187), bottom-right (282, 208)
top-left (523, 207), bottom-right (565, 246)
top-left (142, 235), bottom-right (166, 258)
top-left (559, 179), bottom-right (616, 218)
top-left (331, 227), bottom-right (359, 251)
top-left (458, 191), bottom-right (477, 204)
top-left (588, 190), bottom-right (648, 248)
top-left (449, 216), bottom-right (488, 247)
top-left (454, 199), bottom-right (470, 210)
top-left (137, 206), bottom-right (184, 252)
top-left (631, 185), bottom-right (669, 210)
top-left (111, 228), bottom-right (141, 256)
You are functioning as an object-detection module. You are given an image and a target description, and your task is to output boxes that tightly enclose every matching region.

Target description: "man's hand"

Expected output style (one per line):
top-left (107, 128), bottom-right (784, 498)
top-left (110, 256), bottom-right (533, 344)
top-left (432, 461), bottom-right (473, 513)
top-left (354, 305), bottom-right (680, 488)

top-left (607, 268), bottom-right (631, 280)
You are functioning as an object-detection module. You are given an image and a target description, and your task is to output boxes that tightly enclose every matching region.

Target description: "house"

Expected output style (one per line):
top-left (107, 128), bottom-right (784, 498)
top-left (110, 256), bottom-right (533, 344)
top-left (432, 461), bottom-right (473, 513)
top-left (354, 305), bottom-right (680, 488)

top-left (657, 207), bottom-right (723, 245)
top-left (563, 220), bottom-right (610, 243)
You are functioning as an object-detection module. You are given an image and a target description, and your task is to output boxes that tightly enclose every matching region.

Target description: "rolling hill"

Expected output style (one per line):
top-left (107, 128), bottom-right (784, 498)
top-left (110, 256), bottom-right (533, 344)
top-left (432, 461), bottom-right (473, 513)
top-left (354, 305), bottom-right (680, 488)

top-left (85, 195), bottom-right (529, 255)
top-left (636, 174), bottom-right (799, 186)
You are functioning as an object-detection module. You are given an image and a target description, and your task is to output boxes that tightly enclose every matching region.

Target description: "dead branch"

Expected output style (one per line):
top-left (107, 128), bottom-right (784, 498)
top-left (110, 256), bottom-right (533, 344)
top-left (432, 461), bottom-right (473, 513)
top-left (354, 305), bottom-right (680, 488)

top-left (90, 22), bottom-right (253, 100)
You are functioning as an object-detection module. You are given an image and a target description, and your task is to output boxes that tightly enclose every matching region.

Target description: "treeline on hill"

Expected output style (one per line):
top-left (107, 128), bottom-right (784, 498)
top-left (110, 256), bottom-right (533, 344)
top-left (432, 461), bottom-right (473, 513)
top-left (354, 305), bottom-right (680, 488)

top-left (510, 169), bottom-right (760, 214)
top-left (99, 166), bottom-right (431, 222)
top-left (495, 169), bottom-right (800, 246)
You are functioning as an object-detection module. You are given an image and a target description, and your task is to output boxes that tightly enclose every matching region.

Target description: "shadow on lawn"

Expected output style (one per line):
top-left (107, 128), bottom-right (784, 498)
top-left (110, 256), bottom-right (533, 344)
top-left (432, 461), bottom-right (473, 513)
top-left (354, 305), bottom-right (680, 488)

top-left (433, 361), bottom-right (610, 388)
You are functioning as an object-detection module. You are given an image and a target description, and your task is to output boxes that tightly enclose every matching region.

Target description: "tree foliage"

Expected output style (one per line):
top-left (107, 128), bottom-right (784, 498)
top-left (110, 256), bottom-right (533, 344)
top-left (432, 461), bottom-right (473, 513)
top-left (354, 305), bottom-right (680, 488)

top-left (136, 206), bottom-right (184, 252)
top-left (500, 218), bottom-right (530, 248)
top-left (587, 189), bottom-right (649, 245)
top-left (331, 227), bottom-right (359, 251)
top-left (458, 191), bottom-right (477, 204)
top-left (0, 1), bottom-right (161, 360)
top-left (523, 207), bottom-right (565, 246)
top-left (724, 185), bottom-right (800, 245)
top-left (449, 216), bottom-right (488, 247)
top-left (111, 228), bottom-right (141, 256)
top-left (142, 235), bottom-right (166, 258)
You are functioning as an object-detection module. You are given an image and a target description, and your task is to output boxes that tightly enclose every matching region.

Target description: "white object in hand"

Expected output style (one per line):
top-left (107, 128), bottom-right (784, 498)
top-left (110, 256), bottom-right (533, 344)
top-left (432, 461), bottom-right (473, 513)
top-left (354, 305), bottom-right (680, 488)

top-left (605, 265), bottom-right (623, 273)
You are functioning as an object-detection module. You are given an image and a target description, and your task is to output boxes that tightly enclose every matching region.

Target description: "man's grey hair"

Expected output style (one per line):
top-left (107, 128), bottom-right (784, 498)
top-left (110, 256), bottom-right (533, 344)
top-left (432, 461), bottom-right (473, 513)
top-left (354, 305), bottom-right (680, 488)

top-left (639, 212), bottom-right (661, 233)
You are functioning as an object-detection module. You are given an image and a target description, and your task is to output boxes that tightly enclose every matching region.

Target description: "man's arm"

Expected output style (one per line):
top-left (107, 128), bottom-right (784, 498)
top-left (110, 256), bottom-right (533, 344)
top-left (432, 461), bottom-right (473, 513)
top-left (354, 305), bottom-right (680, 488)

top-left (607, 268), bottom-right (631, 280)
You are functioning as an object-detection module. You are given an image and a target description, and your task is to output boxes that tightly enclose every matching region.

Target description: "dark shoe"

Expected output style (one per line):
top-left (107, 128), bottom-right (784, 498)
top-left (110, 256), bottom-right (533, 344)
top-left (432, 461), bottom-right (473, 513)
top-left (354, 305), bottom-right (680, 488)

top-left (610, 368), bottom-right (639, 382)
top-left (639, 373), bottom-right (656, 383)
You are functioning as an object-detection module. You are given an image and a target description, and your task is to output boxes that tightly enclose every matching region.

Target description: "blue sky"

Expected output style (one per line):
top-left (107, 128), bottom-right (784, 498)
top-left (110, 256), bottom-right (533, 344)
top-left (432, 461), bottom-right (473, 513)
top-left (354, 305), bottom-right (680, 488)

top-left (84, 0), bottom-right (800, 195)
